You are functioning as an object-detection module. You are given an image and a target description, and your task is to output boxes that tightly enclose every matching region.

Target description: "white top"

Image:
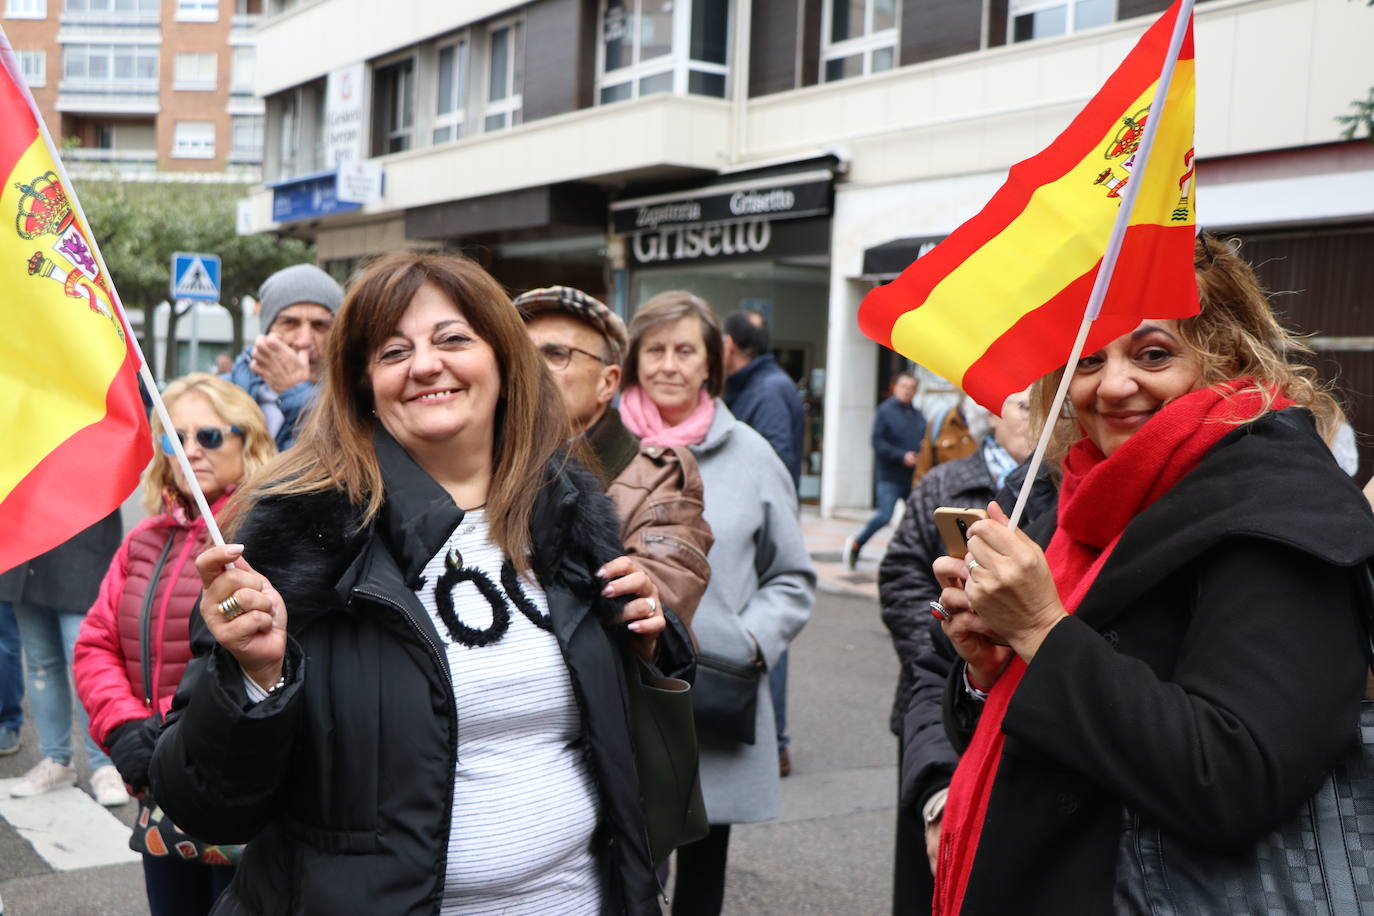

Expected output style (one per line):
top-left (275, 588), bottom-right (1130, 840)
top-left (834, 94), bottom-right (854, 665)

top-left (417, 510), bottom-right (601, 916)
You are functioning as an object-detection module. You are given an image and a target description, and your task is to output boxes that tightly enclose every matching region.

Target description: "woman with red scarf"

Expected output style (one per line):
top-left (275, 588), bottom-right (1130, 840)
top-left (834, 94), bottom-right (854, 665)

top-left (926, 235), bottom-right (1374, 914)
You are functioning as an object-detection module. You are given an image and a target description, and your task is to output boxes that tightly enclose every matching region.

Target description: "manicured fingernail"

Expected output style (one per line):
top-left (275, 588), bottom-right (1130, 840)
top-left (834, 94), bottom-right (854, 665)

top-left (595, 565), bottom-right (608, 578)
top-left (601, 584), bottom-right (615, 597)
top-left (628, 621), bottom-right (643, 632)
top-left (225, 544), bottom-right (244, 557)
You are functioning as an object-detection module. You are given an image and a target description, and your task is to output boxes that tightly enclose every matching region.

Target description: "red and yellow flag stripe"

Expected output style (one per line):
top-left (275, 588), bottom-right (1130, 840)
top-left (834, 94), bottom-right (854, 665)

top-left (0, 50), bottom-right (150, 573)
top-left (859, 1), bottom-right (1198, 411)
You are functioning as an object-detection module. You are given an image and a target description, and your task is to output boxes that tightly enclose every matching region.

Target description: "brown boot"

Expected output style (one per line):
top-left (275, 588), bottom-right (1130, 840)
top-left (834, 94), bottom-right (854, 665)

top-left (779, 747), bottom-right (792, 778)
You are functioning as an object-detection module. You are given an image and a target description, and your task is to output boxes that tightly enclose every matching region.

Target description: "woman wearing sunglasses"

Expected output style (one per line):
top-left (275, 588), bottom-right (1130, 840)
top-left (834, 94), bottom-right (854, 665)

top-left (74, 372), bottom-right (276, 916)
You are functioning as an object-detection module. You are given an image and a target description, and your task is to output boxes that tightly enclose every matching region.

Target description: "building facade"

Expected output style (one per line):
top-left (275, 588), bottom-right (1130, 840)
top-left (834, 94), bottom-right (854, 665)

top-left (4, 0), bottom-right (265, 179)
top-left (239, 0), bottom-right (1374, 510)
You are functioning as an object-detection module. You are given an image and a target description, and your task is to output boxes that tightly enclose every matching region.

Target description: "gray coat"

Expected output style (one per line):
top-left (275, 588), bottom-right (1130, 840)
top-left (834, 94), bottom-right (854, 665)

top-left (0, 512), bottom-right (122, 611)
top-left (689, 402), bottom-right (815, 824)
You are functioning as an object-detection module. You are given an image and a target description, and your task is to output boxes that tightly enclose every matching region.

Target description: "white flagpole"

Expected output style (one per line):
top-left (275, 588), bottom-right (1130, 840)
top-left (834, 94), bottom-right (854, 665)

top-left (0, 28), bottom-right (227, 546)
top-left (1008, 0), bottom-right (1195, 530)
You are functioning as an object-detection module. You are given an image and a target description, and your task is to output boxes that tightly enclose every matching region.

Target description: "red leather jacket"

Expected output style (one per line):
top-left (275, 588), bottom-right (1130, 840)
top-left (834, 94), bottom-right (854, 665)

top-left (74, 494), bottom-right (227, 746)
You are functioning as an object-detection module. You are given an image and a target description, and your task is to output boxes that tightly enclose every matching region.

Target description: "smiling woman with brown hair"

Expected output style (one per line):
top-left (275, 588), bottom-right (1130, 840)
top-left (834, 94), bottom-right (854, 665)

top-left (925, 235), bottom-right (1374, 914)
top-left (149, 253), bottom-right (694, 915)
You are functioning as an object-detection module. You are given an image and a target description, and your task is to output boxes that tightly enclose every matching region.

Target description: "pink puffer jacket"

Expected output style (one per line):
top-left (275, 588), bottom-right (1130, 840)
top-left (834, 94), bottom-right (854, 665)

top-left (74, 494), bottom-right (227, 746)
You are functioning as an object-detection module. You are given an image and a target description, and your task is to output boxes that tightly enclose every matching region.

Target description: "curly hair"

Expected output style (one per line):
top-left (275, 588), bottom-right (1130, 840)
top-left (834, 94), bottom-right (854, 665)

top-left (1030, 233), bottom-right (1343, 467)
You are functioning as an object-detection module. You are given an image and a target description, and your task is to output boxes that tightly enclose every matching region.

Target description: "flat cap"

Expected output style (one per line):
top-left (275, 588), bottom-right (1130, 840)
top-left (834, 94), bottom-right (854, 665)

top-left (513, 285), bottom-right (627, 364)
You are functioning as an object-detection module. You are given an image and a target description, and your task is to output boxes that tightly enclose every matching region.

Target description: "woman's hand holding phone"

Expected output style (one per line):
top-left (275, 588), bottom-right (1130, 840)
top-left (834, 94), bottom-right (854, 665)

top-left (932, 505), bottom-right (1012, 689)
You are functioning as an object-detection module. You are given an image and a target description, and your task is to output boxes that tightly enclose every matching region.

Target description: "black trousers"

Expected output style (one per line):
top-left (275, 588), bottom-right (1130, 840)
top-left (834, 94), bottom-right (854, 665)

top-left (142, 853), bottom-right (235, 916)
top-left (893, 743), bottom-right (935, 915)
top-left (673, 824), bottom-right (732, 916)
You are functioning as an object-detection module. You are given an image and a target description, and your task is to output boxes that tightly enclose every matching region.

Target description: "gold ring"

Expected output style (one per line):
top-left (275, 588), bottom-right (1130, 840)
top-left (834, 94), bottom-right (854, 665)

top-left (218, 594), bottom-right (244, 621)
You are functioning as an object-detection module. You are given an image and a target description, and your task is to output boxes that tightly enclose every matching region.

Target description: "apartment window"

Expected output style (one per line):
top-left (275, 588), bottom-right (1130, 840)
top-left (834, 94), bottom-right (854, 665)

top-left (230, 45), bottom-right (255, 93)
top-left (230, 114), bottom-right (263, 158)
top-left (62, 44), bottom-right (158, 90)
top-left (176, 0), bottom-right (219, 21)
top-left (17, 50), bottom-right (45, 87)
top-left (1010, 0), bottom-right (1113, 42)
top-left (372, 58), bottom-right (415, 154)
top-left (174, 52), bottom-right (218, 90)
top-left (6, 0), bottom-right (46, 19)
top-left (172, 121), bottom-right (215, 158)
top-left (598, 0), bottom-right (727, 105)
top-left (433, 37), bottom-right (468, 144)
top-left (822, 0), bottom-right (897, 82)
top-left (64, 0), bottom-right (158, 14)
top-left (483, 19), bottom-right (522, 132)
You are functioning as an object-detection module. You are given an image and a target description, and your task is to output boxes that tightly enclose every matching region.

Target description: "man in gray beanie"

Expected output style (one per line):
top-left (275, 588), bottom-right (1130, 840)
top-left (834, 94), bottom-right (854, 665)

top-left (227, 263), bottom-right (343, 449)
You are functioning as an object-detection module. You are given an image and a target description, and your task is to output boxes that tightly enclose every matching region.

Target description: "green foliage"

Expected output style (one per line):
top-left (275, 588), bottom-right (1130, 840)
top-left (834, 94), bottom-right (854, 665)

top-left (76, 179), bottom-right (314, 377)
top-left (1338, 89), bottom-right (1374, 141)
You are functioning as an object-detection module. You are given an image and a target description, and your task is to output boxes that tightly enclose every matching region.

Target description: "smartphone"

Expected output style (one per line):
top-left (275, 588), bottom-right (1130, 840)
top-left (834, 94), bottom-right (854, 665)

top-left (933, 507), bottom-right (988, 558)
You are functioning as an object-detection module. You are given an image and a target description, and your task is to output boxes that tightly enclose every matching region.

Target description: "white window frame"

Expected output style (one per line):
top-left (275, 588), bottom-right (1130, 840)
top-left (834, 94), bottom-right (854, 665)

top-left (5, 0), bottom-right (46, 19)
top-left (1008, 0), bottom-right (1116, 43)
top-left (596, 0), bottom-right (728, 105)
top-left (432, 34), bottom-right (468, 145)
top-left (820, 0), bottom-right (899, 83)
top-left (175, 0), bottom-right (219, 22)
top-left (172, 120), bottom-right (215, 159)
top-left (230, 44), bottom-right (255, 94)
top-left (230, 113), bottom-right (263, 159)
top-left (61, 43), bottom-right (158, 91)
top-left (63, 0), bottom-right (157, 18)
top-left (17, 50), bottom-right (45, 87)
top-left (482, 15), bottom-right (522, 133)
top-left (173, 52), bottom-right (218, 91)
top-left (373, 54), bottom-right (416, 154)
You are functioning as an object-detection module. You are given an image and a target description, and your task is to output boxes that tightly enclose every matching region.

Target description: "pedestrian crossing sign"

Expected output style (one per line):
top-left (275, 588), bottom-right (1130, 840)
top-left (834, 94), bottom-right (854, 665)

top-left (171, 252), bottom-right (222, 302)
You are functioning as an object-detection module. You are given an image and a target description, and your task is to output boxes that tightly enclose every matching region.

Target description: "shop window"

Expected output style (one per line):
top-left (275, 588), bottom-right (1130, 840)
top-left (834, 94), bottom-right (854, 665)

top-left (174, 52), bottom-right (218, 91)
top-left (231, 45), bottom-right (255, 94)
top-left (433, 36), bottom-right (468, 144)
top-left (18, 50), bottom-right (45, 87)
top-left (62, 43), bottom-right (158, 90)
top-left (598, 0), bottom-right (728, 105)
top-left (372, 58), bottom-right (416, 154)
top-left (483, 18), bottom-right (522, 132)
top-left (6, 0), bottom-right (46, 18)
top-left (1009, 0), bottom-right (1113, 43)
top-left (172, 121), bottom-right (215, 159)
top-left (822, 0), bottom-right (898, 83)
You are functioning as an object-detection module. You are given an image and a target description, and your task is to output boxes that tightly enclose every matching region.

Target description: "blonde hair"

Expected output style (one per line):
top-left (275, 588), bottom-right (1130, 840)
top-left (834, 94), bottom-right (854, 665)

top-left (144, 373), bottom-right (277, 514)
top-left (1029, 234), bottom-right (1343, 468)
top-left (229, 253), bottom-right (570, 573)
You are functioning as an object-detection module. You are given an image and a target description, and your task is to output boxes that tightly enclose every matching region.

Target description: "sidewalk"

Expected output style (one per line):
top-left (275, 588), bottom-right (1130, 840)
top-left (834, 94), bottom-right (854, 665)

top-left (800, 504), bottom-right (902, 602)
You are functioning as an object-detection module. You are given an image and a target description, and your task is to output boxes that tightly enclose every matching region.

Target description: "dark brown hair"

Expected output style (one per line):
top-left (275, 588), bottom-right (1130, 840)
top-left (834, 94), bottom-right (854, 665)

top-left (230, 253), bottom-right (570, 571)
top-left (624, 290), bottom-right (725, 398)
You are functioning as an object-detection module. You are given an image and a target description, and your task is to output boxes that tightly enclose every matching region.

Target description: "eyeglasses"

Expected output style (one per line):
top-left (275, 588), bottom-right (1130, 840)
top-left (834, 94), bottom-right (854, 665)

top-left (538, 342), bottom-right (609, 371)
top-left (159, 426), bottom-right (243, 456)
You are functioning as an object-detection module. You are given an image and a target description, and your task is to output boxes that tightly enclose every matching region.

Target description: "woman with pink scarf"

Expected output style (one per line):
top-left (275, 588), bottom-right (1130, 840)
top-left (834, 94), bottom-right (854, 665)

top-left (620, 291), bottom-right (815, 915)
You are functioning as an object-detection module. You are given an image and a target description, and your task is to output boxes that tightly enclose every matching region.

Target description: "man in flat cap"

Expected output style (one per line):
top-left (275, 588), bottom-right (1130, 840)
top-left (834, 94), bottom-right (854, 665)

top-left (517, 285), bottom-right (714, 626)
top-left (228, 263), bottom-right (344, 449)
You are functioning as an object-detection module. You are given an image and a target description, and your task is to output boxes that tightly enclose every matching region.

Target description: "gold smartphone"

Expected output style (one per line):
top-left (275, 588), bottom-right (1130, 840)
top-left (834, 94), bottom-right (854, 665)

top-left (933, 507), bottom-right (988, 558)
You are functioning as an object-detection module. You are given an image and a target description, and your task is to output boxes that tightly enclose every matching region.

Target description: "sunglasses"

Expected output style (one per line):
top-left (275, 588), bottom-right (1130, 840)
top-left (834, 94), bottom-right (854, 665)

top-left (159, 426), bottom-right (243, 456)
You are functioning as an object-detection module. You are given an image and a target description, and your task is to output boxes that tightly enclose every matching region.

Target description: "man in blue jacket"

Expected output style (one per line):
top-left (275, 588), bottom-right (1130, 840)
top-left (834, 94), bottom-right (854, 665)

top-left (228, 263), bottom-right (343, 450)
top-left (845, 372), bottom-right (926, 569)
top-left (722, 310), bottom-right (804, 490)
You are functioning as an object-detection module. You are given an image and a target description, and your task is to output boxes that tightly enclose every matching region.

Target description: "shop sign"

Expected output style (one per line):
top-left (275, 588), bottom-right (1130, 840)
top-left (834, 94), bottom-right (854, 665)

top-left (325, 62), bottom-right (366, 169)
top-left (269, 169), bottom-right (361, 224)
top-left (612, 170), bottom-right (831, 235)
top-left (628, 216), bottom-right (828, 267)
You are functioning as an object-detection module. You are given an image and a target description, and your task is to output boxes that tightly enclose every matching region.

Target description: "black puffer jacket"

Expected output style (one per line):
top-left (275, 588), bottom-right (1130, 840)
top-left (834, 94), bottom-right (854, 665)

top-left (150, 431), bottom-right (693, 915)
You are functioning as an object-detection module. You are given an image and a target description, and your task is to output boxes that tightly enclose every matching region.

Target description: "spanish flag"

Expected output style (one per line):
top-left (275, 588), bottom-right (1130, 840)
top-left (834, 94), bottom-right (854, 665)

top-left (859, 0), bottom-right (1198, 412)
top-left (0, 42), bottom-right (150, 574)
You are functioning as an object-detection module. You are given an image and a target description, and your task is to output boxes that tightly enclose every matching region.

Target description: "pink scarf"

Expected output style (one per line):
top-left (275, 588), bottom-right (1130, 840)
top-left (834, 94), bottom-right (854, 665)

top-left (619, 386), bottom-right (716, 448)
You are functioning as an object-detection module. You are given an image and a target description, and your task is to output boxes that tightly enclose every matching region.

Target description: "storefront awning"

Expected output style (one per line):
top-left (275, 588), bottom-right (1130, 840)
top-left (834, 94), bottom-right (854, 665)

top-left (861, 235), bottom-right (946, 281)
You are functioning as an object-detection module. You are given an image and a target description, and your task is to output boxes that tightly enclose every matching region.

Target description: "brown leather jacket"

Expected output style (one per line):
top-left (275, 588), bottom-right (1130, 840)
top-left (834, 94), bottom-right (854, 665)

top-left (586, 408), bottom-right (714, 627)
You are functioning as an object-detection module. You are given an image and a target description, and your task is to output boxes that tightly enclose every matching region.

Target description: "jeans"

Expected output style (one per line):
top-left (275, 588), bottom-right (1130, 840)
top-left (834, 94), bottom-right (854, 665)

top-left (770, 650), bottom-right (789, 752)
top-left (0, 602), bottom-right (22, 732)
top-left (12, 603), bottom-right (111, 768)
top-left (855, 478), bottom-right (912, 550)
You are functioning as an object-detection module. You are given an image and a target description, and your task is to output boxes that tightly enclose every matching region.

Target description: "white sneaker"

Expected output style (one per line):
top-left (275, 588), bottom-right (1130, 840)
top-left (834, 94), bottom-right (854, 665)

top-left (90, 765), bottom-right (130, 807)
top-left (9, 757), bottom-right (77, 797)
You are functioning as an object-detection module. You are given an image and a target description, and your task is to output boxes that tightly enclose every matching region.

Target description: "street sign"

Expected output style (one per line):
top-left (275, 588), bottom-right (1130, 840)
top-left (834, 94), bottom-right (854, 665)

top-left (171, 252), bottom-right (221, 302)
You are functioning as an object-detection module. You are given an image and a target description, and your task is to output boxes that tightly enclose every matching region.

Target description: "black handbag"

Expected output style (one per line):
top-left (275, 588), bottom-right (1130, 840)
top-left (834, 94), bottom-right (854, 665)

top-left (621, 649), bottom-right (709, 865)
top-left (1116, 563), bottom-right (1374, 915)
top-left (691, 652), bottom-right (763, 746)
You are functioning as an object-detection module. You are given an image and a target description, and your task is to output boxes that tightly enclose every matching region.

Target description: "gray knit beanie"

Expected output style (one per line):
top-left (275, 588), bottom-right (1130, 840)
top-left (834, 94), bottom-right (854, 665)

top-left (257, 264), bottom-right (344, 332)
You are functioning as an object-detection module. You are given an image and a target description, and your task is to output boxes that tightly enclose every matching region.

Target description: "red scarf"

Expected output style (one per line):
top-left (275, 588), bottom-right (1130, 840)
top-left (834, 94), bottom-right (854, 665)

top-left (933, 381), bottom-right (1290, 914)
